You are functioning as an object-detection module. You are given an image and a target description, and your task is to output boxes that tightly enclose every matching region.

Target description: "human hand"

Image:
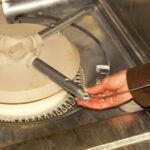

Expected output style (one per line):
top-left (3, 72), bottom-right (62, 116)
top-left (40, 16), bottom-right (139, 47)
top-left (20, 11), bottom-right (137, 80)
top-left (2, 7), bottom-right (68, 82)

top-left (76, 70), bottom-right (133, 110)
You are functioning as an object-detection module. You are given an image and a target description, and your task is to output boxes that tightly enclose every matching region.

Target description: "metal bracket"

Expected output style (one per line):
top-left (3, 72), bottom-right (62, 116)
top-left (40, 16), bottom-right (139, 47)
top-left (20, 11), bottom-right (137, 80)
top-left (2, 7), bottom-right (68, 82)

top-left (96, 65), bottom-right (110, 81)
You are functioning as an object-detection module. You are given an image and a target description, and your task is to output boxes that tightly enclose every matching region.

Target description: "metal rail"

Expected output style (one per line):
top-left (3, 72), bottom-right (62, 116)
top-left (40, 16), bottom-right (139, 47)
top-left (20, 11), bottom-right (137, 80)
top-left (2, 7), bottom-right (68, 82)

top-left (38, 7), bottom-right (93, 40)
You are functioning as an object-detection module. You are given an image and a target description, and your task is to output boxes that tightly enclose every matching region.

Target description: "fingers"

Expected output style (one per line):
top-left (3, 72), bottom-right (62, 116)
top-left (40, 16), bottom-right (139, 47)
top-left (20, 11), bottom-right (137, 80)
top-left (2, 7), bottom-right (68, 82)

top-left (79, 70), bottom-right (130, 110)
top-left (76, 98), bottom-right (113, 110)
top-left (85, 83), bottom-right (104, 95)
top-left (76, 93), bottom-right (132, 110)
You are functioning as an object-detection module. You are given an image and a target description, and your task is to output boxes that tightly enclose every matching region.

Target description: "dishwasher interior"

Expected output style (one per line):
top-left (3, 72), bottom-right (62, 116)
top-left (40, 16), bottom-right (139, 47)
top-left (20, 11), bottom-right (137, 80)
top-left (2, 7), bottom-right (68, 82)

top-left (0, 0), bottom-right (149, 148)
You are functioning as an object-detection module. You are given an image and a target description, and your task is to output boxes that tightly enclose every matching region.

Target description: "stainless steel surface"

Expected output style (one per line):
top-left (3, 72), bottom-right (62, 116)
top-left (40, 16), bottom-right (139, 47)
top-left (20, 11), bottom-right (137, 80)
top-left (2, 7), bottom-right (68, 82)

top-left (38, 7), bottom-right (93, 40)
top-left (106, 0), bottom-right (150, 51)
top-left (97, 0), bottom-right (148, 64)
top-left (1, 0), bottom-right (93, 23)
top-left (0, 0), bottom-right (149, 149)
top-left (104, 0), bottom-right (150, 64)
top-left (0, 108), bottom-right (126, 149)
top-left (33, 58), bottom-right (91, 100)
top-left (2, 109), bottom-right (150, 150)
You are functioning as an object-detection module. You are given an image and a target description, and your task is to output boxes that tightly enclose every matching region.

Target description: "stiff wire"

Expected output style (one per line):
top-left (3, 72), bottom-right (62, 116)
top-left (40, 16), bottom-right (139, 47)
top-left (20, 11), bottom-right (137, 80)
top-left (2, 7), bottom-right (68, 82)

top-left (92, 83), bottom-right (150, 99)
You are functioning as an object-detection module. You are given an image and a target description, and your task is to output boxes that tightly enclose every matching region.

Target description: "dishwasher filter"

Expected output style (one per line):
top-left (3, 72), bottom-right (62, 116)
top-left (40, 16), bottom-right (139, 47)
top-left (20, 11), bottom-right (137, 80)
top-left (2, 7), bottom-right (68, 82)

top-left (0, 23), bottom-right (84, 123)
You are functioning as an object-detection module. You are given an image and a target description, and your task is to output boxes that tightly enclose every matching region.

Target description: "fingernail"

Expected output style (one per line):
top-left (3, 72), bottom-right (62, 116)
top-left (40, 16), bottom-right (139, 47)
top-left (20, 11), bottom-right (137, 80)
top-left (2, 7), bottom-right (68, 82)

top-left (85, 88), bottom-right (93, 93)
top-left (84, 87), bottom-right (88, 92)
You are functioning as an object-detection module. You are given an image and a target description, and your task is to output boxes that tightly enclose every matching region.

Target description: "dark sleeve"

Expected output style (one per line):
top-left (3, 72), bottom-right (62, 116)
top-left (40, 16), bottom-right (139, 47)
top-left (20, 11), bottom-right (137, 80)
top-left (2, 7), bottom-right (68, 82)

top-left (127, 63), bottom-right (150, 107)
